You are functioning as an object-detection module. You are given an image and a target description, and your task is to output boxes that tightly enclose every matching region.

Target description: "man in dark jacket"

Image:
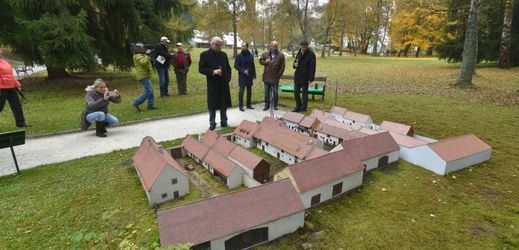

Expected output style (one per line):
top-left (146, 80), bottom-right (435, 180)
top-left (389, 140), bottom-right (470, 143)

top-left (234, 42), bottom-right (256, 111)
top-left (292, 41), bottom-right (316, 112)
top-left (152, 36), bottom-right (172, 97)
top-left (199, 36), bottom-right (232, 130)
top-left (259, 41), bottom-right (285, 111)
top-left (171, 42), bottom-right (192, 95)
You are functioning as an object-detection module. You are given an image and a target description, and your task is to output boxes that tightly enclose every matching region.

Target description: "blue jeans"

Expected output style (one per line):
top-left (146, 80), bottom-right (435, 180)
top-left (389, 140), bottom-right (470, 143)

top-left (157, 67), bottom-right (169, 97)
top-left (133, 78), bottom-right (154, 109)
top-left (209, 108), bottom-right (227, 127)
top-left (86, 112), bottom-right (119, 126)
top-left (264, 82), bottom-right (278, 108)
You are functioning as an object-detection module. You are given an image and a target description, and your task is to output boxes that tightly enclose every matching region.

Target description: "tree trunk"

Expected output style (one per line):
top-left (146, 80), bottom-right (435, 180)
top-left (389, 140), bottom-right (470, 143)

top-left (321, 28), bottom-right (330, 58)
top-left (47, 67), bottom-right (70, 79)
top-left (498, 0), bottom-right (514, 69)
top-left (403, 44), bottom-right (411, 57)
top-left (426, 47), bottom-right (434, 56)
top-left (372, 0), bottom-right (383, 56)
top-left (415, 46), bottom-right (421, 57)
top-left (339, 27), bottom-right (345, 56)
top-left (457, 0), bottom-right (482, 85)
top-left (232, 0), bottom-right (238, 58)
top-left (397, 50), bottom-right (402, 57)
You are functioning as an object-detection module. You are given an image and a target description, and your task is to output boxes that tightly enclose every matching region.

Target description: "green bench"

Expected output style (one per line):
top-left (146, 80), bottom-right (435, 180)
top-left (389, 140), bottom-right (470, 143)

top-left (0, 130), bottom-right (26, 174)
top-left (279, 75), bottom-right (327, 100)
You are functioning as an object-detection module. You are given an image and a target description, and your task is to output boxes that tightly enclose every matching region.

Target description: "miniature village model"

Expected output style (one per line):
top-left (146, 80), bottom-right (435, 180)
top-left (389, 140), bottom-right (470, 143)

top-left (132, 106), bottom-right (492, 249)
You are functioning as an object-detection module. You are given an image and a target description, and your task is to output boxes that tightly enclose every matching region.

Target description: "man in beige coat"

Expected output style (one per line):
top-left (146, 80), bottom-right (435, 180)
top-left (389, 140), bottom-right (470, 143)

top-left (259, 41), bottom-right (285, 111)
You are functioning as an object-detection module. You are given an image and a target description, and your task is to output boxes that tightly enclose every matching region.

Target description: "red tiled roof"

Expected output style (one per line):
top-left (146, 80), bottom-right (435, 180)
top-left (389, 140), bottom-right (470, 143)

top-left (315, 123), bottom-right (367, 141)
top-left (233, 120), bottom-right (258, 139)
top-left (282, 111), bottom-right (305, 124)
top-left (344, 111), bottom-right (372, 124)
top-left (181, 135), bottom-right (210, 160)
top-left (211, 136), bottom-right (237, 156)
top-left (228, 146), bottom-right (263, 170)
top-left (380, 121), bottom-right (414, 136)
top-left (202, 129), bottom-right (218, 147)
top-left (299, 116), bottom-right (318, 128)
top-left (330, 106), bottom-right (347, 117)
top-left (309, 109), bottom-right (331, 122)
top-left (341, 131), bottom-right (400, 161)
top-left (306, 147), bottom-right (328, 160)
top-left (388, 132), bottom-right (428, 148)
top-left (321, 118), bottom-right (362, 131)
top-left (133, 137), bottom-right (187, 192)
top-left (203, 150), bottom-right (236, 177)
top-left (288, 149), bottom-right (363, 193)
top-left (428, 134), bottom-right (491, 162)
top-left (158, 179), bottom-right (305, 247)
top-left (358, 127), bottom-right (380, 135)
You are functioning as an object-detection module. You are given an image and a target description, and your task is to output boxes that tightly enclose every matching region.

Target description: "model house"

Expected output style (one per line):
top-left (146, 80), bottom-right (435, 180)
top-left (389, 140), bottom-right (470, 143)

top-left (380, 120), bottom-right (414, 136)
top-left (133, 137), bottom-right (189, 206)
top-left (158, 179), bottom-right (305, 249)
top-left (281, 111), bottom-right (305, 132)
top-left (329, 106), bottom-right (374, 127)
top-left (314, 122), bottom-right (367, 147)
top-left (331, 131), bottom-right (400, 171)
top-left (298, 116), bottom-right (320, 136)
top-left (232, 120), bottom-right (258, 148)
top-left (274, 149), bottom-right (364, 208)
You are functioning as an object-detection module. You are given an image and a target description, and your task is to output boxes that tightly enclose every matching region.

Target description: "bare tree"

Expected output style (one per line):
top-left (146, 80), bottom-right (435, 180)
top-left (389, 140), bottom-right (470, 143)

top-left (498, 0), bottom-right (514, 69)
top-left (296, 0), bottom-right (311, 41)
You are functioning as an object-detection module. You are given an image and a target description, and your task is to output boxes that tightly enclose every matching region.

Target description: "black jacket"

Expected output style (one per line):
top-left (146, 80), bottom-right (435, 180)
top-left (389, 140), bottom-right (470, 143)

top-left (293, 48), bottom-right (316, 85)
top-left (199, 49), bottom-right (232, 110)
top-left (152, 43), bottom-right (171, 69)
top-left (234, 50), bottom-right (256, 87)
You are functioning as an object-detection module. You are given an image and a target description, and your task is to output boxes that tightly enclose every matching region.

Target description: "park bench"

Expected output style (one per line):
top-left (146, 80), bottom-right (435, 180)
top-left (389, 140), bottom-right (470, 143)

top-left (279, 75), bottom-right (327, 100)
top-left (14, 65), bottom-right (34, 77)
top-left (0, 130), bottom-right (26, 174)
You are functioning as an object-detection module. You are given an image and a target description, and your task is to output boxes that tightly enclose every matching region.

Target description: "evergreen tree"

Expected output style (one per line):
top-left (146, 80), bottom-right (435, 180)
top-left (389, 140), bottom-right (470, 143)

top-left (0, 0), bottom-right (193, 79)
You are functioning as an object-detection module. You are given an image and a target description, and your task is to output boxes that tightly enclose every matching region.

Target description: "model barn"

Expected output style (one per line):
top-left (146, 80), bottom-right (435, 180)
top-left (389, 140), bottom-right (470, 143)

top-left (158, 179), bottom-right (305, 249)
top-left (133, 137), bottom-right (189, 206)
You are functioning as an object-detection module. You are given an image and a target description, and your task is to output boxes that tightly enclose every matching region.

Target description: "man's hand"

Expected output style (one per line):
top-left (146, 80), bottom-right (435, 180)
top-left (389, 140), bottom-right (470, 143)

top-left (265, 58), bottom-right (271, 64)
top-left (213, 69), bottom-right (222, 76)
top-left (308, 81), bottom-right (313, 85)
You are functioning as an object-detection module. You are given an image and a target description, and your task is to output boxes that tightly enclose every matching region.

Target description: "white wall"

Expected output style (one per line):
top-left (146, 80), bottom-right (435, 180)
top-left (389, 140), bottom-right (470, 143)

top-left (300, 171), bottom-right (363, 208)
top-left (283, 121), bottom-right (299, 132)
top-left (257, 140), bottom-right (297, 164)
top-left (228, 156), bottom-right (254, 177)
top-left (363, 151), bottom-right (399, 171)
top-left (234, 135), bottom-right (254, 148)
top-left (316, 132), bottom-right (340, 147)
top-left (243, 174), bottom-right (262, 188)
top-left (399, 145), bottom-right (446, 175)
top-left (444, 149), bottom-right (491, 174)
top-left (209, 211), bottom-right (305, 249)
top-left (227, 167), bottom-right (245, 189)
top-left (149, 167), bottom-right (189, 205)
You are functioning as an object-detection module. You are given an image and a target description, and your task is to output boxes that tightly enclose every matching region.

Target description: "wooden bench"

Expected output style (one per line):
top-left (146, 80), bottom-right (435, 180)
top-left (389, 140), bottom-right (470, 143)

top-left (0, 130), bottom-right (26, 174)
top-left (14, 65), bottom-right (34, 77)
top-left (279, 75), bottom-right (327, 100)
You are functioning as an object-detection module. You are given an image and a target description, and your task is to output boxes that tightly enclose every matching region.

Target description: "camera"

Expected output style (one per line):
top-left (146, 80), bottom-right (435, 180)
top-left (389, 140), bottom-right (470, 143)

top-left (130, 43), bottom-right (154, 54)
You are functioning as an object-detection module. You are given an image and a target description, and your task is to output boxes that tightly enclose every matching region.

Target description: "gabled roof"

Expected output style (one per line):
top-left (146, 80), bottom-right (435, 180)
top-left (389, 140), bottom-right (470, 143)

top-left (315, 123), bottom-right (367, 141)
top-left (181, 135), bottom-right (210, 160)
top-left (380, 121), bottom-right (414, 136)
top-left (309, 109), bottom-right (331, 122)
top-left (233, 120), bottom-right (258, 139)
top-left (428, 134), bottom-right (491, 162)
top-left (321, 117), bottom-right (362, 131)
top-left (287, 149), bottom-right (363, 193)
top-left (344, 111), bottom-right (372, 124)
top-left (340, 132), bottom-right (400, 161)
top-left (203, 150), bottom-right (236, 177)
top-left (133, 137), bottom-right (187, 192)
top-left (282, 111), bottom-right (305, 124)
top-left (306, 147), bottom-right (329, 160)
top-left (228, 146), bottom-right (264, 170)
top-left (211, 136), bottom-right (237, 156)
top-left (358, 127), bottom-right (380, 135)
top-left (158, 179), bottom-right (305, 247)
top-left (202, 129), bottom-right (219, 147)
top-left (388, 132), bottom-right (429, 148)
top-left (299, 116), bottom-right (319, 128)
top-left (330, 106), bottom-right (347, 117)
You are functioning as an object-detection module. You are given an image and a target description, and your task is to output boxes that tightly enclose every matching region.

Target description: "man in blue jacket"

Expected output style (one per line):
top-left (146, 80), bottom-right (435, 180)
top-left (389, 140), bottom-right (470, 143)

top-left (152, 36), bottom-right (172, 97)
top-left (292, 41), bottom-right (316, 112)
top-left (234, 42), bottom-right (256, 111)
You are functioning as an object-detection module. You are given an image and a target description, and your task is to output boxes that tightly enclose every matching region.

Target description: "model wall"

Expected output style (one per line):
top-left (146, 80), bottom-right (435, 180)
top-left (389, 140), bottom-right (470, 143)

top-left (300, 171), bottom-right (363, 208)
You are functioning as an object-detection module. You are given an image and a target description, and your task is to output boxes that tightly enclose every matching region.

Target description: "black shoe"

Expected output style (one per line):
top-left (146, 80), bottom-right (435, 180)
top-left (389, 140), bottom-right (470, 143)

top-left (95, 122), bottom-right (107, 137)
top-left (148, 107), bottom-right (159, 110)
top-left (209, 125), bottom-right (216, 131)
top-left (133, 104), bottom-right (142, 112)
top-left (239, 107), bottom-right (245, 112)
top-left (262, 107), bottom-right (269, 111)
top-left (247, 106), bottom-right (254, 109)
top-left (292, 108), bottom-right (301, 112)
top-left (221, 123), bottom-right (228, 128)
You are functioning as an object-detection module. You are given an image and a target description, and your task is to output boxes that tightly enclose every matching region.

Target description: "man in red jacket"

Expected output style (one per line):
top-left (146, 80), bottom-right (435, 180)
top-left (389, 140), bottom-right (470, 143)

top-left (0, 48), bottom-right (27, 128)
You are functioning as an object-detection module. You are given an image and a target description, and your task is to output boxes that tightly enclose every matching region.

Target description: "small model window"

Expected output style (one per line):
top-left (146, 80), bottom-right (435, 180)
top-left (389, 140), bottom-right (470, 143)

top-left (162, 193), bottom-right (167, 199)
top-left (171, 178), bottom-right (178, 185)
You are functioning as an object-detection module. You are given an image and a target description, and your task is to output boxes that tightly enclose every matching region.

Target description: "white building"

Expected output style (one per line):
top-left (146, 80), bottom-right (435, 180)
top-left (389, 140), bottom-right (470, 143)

top-left (275, 149), bottom-right (364, 208)
top-left (223, 32), bottom-right (244, 47)
top-left (232, 120), bottom-right (259, 148)
top-left (133, 137), bottom-right (189, 206)
top-left (281, 111), bottom-right (305, 132)
top-left (329, 106), bottom-right (374, 127)
top-left (158, 179), bottom-right (305, 249)
top-left (314, 122), bottom-right (367, 147)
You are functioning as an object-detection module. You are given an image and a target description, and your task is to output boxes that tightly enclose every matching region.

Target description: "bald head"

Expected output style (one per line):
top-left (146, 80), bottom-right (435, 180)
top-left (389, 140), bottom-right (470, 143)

top-left (270, 41), bottom-right (279, 53)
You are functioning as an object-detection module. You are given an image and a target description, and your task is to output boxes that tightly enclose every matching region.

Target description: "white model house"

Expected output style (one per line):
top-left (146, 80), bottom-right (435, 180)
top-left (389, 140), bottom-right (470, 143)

top-left (298, 116), bottom-right (320, 136)
top-left (314, 122), bottom-right (367, 147)
top-left (380, 120), bottom-right (414, 136)
top-left (329, 106), bottom-right (373, 127)
top-left (281, 111), bottom-right (305, 132)
top-left (133, 137), bottom-right (189, 206)
top-left (158, 179), bottom-right (305, 249)
top-left (274, 149), bottom-right (364, 208)
top-left (331, 131), bottom-right (400, 172)
top-left (232, 120), bottom-right (259, 148)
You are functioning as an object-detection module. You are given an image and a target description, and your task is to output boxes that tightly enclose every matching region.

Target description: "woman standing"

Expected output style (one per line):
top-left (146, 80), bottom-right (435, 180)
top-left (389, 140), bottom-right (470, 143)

top-left (0, 48), bottom-right (27, 128)
top-left (81, 78), bottom-right (121, 137)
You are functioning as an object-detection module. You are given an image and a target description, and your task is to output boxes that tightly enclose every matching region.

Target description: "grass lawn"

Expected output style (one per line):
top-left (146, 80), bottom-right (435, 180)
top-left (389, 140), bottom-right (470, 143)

top-left (0, 55), bottom-right (518, 248)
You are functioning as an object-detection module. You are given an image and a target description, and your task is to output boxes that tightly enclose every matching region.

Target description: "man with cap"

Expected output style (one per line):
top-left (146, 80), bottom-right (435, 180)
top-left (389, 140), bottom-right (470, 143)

top-left (292, 41), bottom-right (316, 112)
top-left (171, 42), bottom-right (192, 95)
top-left (152, 36), bottom-right (172, 97)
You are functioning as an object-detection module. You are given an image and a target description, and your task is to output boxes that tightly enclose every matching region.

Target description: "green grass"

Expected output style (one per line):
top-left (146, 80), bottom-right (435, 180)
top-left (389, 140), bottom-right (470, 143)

top-left (0, 55), bottom-right (518, 248)
top-left (249, 147), bottom-right (287, 179)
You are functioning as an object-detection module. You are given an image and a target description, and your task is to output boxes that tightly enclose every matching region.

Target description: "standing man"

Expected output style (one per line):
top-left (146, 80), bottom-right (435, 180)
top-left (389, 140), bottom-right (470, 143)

top-left (292, 41), bottom-right (316, 112)
top-left (0, 48), bottom-right (27, 128)
top-left (171, 42), bottom-right (192, 95)
top-left (131, 46), bottom-right (157, 111)
top-left (259, 41), bottom-right (285, 111)
top-left (234, 42), bottom-right (256, 111)
top-left (199, 37), bottom-right (232, 130)
top-left (153, 36), bottom-right (172, 97)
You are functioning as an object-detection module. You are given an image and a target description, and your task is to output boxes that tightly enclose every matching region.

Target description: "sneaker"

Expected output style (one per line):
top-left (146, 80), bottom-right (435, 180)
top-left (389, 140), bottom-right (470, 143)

top-left (132, 104), bottom-right (142, 112)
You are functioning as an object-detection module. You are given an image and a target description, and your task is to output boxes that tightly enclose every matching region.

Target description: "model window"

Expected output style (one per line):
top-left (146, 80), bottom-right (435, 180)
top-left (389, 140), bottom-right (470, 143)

top-left (171, 178), bottom-right (178, 185)
top-left (161, 193), bottom-right (167, 199)
top-left (311, 194), bottom-right (321, 206)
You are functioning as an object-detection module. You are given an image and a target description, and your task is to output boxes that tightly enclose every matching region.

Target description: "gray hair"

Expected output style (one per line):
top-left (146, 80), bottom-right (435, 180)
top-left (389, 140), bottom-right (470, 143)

top-left (85, 78), bottom-right (106, 91)
top-left (211, 36), bottom-right (223, 45)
